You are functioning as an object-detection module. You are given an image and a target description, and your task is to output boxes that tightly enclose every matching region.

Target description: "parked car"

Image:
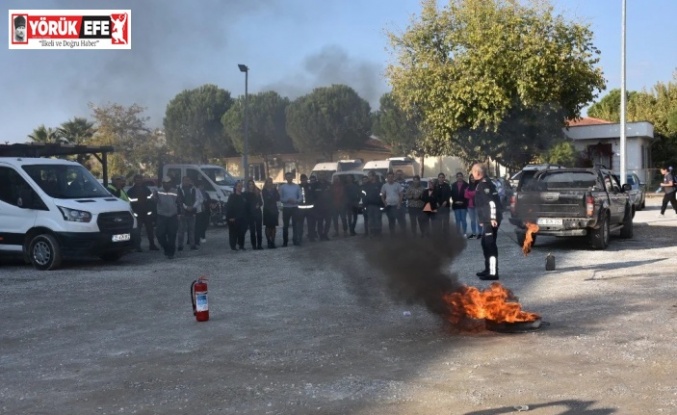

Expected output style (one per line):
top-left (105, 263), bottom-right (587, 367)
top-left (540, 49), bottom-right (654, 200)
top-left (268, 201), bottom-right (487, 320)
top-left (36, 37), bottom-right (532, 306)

top-left (491, 177), bottom-right (512, 209)
top-left (612, 172), bottom-right (646, 214)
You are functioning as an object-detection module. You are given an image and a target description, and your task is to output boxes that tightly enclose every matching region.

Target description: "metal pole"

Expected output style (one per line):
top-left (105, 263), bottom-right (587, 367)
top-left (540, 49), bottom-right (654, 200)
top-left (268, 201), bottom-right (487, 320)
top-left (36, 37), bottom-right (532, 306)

top-left (620, 0), bottom-right (627, 185)
top-left (243, 70), bottom-right (249, 182)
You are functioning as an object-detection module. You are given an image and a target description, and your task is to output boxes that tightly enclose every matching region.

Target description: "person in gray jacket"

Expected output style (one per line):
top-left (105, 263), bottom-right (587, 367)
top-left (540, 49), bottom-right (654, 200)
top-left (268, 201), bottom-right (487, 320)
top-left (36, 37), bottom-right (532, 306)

top-left (153, 177), bottom-right (181, 259)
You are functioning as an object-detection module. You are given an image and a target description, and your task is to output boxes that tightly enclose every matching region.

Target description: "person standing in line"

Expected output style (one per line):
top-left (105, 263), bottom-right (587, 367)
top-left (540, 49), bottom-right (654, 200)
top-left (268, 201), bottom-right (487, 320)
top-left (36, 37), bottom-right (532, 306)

top-left (363, 171), bottom-right (383, 236)
top-left (226, 181), bottom-right (248, 251)
top-left (420, 179), bottom-right (439, 236)
top-left (450, 172), bottom-right (469, 237)
top-left (297, 174), bottom-right (316, 243)
top-left (278, 172), bottom-right (302, 247)
top-left (262, 178), bottom-right (280, 249)
top-left (194, 180), bottom-right (211, 245)
top-left (465, 174), bottom-right (481, 239)
top-left (404, 175), bottom-right (425, 236)
top-left (381, 172), bottom-right (403, 236)
top-left (394, 169), bottom-right (408, 233)
top-left (177, 176), bottom-right (201, 251)
top-left (127, 174), bottom-right (159, 252)
top-left (244, 179), bottom-right (264, 250)
top-left (313, 176), bottom-right (333, 241)
top-left (472, 163), bottom-right (503, 280)
top-left (359, 175), bottom-right (371, 236)
top-left (659, 166), bottom-right (677, 216)
top-left (330, 175), bottom-right (348, 237)
top-left (344, 175), bottom-right (361, 236)
top-left (153, 177), bottom-right (181, 259)
top-left (107, 175), bottom-right (130, 202)
top-left (435, 173), bottom-right (452, 234)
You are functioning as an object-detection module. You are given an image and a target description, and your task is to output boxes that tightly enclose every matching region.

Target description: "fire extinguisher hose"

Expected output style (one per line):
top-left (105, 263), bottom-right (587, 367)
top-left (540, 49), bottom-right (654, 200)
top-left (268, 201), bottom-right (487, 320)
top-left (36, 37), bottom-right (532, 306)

top-left (190, 280), bottom-right (196, 315)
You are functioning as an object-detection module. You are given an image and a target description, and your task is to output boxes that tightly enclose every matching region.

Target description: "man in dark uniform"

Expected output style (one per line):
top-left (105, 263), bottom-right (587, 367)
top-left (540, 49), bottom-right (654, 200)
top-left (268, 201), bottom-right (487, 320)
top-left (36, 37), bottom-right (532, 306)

top-left (313, 176), bottom-right (332, 241)
top-left (435, 173), bottom-right (452, 234)
top-left (659, 166), bottom-right (677, 216)
top-left (127, 174), bottom-right (159, 252)
top-left (472, 163), bottom-right (502, 280)
top-left (298, 174), bottom-right (316, 242)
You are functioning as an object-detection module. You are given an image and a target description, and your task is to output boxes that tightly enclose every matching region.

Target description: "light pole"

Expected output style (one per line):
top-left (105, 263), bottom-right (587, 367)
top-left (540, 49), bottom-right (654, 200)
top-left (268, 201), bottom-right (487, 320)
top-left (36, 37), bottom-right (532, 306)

top-left (620, 0), bottom-right (627, 185)
top-left (238, 64), bottom-right (249, 182)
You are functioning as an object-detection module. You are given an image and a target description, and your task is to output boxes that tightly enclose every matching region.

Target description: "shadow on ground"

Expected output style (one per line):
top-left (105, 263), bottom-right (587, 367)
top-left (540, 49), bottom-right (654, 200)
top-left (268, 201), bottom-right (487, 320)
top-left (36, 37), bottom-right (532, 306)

top-left (464, 399), bottom-right (616, 414)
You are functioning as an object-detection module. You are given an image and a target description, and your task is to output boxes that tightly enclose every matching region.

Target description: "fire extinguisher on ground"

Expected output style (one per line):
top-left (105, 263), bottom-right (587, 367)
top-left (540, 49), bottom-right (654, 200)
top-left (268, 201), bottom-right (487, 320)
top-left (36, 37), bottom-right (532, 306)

top-left (190, 277), bottom-right (209, 322)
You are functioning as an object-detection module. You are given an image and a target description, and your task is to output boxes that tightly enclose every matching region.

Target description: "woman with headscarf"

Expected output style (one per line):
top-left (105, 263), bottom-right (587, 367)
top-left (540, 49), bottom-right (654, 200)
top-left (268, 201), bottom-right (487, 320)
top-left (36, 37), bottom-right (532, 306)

top-left (244, 179), bottom-right (264, 250)
top-left (261, 177), bottom-right (280, 249)
top-left (464, 174), bottom-right (481, 239)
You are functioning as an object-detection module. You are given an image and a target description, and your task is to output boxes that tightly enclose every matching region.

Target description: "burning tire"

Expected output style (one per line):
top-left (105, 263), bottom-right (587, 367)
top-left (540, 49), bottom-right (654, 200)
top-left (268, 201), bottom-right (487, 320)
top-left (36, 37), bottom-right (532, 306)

top-left (486, 317), bottom-right (544, 333)
top-left (588, 213), bottom-right (609, 250)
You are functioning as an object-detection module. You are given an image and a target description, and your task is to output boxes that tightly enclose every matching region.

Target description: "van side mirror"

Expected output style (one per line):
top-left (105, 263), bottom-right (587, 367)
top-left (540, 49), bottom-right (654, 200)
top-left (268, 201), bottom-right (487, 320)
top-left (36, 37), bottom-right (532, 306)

top-left (622, 183), bottom-right (632, 192)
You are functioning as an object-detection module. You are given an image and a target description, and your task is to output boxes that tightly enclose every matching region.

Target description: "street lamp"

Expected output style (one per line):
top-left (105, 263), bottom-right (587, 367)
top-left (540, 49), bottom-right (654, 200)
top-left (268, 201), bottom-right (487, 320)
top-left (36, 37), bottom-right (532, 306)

top-left (238, 64), bottom-right (249, 182)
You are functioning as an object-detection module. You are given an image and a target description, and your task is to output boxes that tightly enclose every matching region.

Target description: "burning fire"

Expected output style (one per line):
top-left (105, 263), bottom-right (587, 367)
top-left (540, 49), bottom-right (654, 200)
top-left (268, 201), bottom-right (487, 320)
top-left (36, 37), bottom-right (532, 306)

top-left (442, 282), bottom-right (540, 327)
top-left (522, 222), bottom-right (540, 256)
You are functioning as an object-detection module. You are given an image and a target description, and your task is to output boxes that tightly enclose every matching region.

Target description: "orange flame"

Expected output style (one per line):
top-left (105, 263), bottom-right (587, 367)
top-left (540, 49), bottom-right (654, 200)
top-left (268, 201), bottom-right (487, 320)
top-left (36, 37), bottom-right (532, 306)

top-left (443, 282), bottom-right (540, 327)
top-left (522, 222), bottom-right (540, 256)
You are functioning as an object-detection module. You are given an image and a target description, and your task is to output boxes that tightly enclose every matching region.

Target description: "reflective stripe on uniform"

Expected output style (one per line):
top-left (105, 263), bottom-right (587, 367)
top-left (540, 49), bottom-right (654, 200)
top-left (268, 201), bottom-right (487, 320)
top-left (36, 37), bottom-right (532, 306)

top-left (489, 200), bottom-right (496, 220)
top-left (489, 256), bottom-right (497, 276)
top-left (298, 205), bottom-right (314, 209)
top-left (128, 198), bottom-right (139, 202)
top-left (157, 192), bottom-right (177, 196)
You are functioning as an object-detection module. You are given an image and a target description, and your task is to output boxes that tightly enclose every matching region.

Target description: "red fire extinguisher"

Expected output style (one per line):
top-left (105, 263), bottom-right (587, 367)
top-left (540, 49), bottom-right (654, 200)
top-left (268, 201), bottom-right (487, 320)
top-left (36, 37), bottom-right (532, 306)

top-left (190, 277), bottom-right (209, 322)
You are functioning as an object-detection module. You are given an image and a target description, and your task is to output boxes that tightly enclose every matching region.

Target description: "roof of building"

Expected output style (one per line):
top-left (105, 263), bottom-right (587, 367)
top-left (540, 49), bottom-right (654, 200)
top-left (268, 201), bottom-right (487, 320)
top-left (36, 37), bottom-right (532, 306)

top-left (566, 117), bottom-right (614, 127)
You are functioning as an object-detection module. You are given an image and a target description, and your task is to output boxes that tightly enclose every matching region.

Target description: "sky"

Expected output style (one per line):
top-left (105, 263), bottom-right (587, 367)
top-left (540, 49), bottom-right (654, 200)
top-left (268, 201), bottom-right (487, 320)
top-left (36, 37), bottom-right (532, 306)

top-left (2, 0), bottom-right (676, 144)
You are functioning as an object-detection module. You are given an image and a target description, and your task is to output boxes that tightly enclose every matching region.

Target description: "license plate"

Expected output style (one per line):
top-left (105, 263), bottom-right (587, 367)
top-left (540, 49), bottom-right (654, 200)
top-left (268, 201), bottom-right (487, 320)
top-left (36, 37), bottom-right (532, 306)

top-left (537, 218), bottom-right (563, 226)
top-left (112, 233), bottom-right (131, 242)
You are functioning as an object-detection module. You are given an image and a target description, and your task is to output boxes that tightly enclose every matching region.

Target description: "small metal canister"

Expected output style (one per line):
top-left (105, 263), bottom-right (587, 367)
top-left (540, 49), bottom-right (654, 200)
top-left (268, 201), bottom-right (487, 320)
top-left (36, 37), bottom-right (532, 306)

top-left (545, 253), bottom-right (556, 271)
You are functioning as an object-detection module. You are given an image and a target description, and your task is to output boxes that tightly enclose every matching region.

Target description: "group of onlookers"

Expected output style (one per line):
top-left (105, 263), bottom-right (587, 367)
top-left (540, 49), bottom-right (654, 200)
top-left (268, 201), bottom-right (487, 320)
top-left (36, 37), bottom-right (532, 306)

top-left (105, 165), bottom-right (504, 281)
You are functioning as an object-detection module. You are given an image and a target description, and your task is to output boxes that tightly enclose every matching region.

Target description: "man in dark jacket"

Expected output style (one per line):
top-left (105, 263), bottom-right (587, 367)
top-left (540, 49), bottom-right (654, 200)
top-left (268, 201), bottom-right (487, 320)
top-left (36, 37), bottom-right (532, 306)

top-left (363, 171), bottom-right (384, 236)
top-left (450, 172), bottom-right (469, 236)
top-left (435, 173), bottom-right (452, 234)
top-left (312, 176), bottom-right (332, 241)
top-left (472, 163), bottom-right (503, 280)
top-left (344, 176), bottom-right (361, 236)
top-left (298, 174), bottom-right (316, 242)
top-left (127, 174), bottom-right (159, 252)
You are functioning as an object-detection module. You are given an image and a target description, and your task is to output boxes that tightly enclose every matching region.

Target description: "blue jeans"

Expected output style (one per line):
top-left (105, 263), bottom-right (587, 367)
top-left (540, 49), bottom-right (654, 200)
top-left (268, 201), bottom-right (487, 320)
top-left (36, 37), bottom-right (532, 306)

top-left (467, 207), bottom-right (479, 234)
top-left (454, 208), bottom-right (467, 234)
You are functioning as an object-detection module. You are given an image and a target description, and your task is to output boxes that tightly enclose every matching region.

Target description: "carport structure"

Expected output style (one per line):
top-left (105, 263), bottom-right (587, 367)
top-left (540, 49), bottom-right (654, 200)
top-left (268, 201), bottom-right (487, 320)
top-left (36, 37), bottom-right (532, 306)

top-left (0, 143), bottom-right (115, 186)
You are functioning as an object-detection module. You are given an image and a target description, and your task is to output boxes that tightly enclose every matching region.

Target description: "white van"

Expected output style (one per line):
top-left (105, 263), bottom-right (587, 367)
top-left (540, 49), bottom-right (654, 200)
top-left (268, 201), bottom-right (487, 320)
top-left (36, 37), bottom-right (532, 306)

top-left (161, 164), bottom-right (233, 202)
top-left (362, 160), bottom-right (391, 177)
top-left (0, 157), bottom-right (137, 270)
top-left (310, 162), bottom-right (338, 182)
top-left (363, 157), bottom-right (419, 179)
top-left (336, 159), bottom-right (363, 172)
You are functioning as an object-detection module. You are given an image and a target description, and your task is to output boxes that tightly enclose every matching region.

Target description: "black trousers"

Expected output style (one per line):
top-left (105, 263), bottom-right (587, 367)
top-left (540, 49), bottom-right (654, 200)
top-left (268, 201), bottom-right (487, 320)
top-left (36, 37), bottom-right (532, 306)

top-left (196, 211), bottom-right (210, 241)
top-left (134, 213), bottom-right (156, 249)
top-left (249, 212), bottom-right (263, 248)
top-left (420, 212), bottom-right (435, 236)
top-left (313, 207), bottom-right (331, 238)
top-left (282, 207), bottom-right (300, 244)
top-left (229, 219), bottom-right (246, 249)
top-left (384, 205), bottom-right (401, 234)
top-left (349, 207), bottom-right (359, 234)
top-left (437, 206), bottom-right (451, 234)
top-left (156, 215), bottom-right (178, 257)
top-left (332, 206), bottom-right (348, 234)
top-left (408, 207), bottom-right (424, 236)
top-left (661, 190), bottom-right (677, 214)
top-left (481, 222), bottom-right (499, 276)
top-left (297, 207), bottom-right (315, 241)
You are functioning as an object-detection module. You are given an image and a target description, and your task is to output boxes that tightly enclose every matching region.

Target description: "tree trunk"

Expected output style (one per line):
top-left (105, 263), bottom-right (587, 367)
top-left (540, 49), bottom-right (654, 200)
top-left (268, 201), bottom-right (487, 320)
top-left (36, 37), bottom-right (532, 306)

top-left (420, 154), bottom-right (425, 177)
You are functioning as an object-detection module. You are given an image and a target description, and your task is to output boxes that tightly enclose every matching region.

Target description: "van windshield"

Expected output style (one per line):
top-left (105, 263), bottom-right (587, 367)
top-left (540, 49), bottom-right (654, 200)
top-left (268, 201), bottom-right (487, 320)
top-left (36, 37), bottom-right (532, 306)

top-left (201, 167), bottom-right (237, 187)
top-left (22, 164), bottom-right (111, 199)
top-left (389, 161), bottom-right (415, 178)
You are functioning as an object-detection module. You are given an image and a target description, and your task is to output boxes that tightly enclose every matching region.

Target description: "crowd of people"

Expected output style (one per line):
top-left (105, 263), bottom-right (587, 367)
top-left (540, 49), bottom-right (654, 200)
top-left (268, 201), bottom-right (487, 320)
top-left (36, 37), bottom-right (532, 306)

top-left (106, 163), bottom-right (504, 280)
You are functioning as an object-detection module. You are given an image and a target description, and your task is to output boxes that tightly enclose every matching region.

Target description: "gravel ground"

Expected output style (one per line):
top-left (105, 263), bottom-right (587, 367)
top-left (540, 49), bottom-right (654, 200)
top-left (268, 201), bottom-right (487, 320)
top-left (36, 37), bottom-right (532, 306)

top-left (1, 197), bottom-right (676, 415)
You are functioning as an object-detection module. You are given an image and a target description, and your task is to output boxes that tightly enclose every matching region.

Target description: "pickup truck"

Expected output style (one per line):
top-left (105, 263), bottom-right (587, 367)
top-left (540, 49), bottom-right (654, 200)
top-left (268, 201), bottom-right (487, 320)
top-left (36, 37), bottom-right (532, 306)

top-left (509, 168), bottom-right (633, 250)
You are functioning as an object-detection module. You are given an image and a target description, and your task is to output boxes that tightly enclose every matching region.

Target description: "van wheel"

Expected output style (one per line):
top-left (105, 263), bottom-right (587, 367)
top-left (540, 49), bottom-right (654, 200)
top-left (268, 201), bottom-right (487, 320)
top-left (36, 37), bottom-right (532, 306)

top-left (29, 234), bottom-right (62, 270)
top-left (589, 213), bottom-right (609, 250)
top-left (620, 204), bottom-right (634, 239)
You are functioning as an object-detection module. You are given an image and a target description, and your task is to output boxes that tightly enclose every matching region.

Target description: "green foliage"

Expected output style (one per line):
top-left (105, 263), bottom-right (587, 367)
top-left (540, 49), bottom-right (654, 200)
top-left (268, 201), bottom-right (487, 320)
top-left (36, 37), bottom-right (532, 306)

top-left (89, 103), bottom-right (162, 176)
top-left (28, 125), bottom-right (62, 144)
top-left (386, 0), bottom-right (606, 167)
top-left (286, 84), bottom-right (371, 159)
top-left (164, 84), bottom-right (234, 162)
top-left (58, 117), bottom-right (96, 146)
top-left (222, 91), bottom-right (294, 160)
top-left (372, 92), bottom-right (424, 156)
top-left (535, 140), bottom-right (576, 166)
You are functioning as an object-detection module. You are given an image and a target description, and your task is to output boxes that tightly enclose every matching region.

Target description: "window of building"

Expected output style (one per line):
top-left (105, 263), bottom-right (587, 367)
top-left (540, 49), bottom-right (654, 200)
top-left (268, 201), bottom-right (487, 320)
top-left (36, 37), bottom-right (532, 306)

top-left (249, 163), bottom-right (265, 182)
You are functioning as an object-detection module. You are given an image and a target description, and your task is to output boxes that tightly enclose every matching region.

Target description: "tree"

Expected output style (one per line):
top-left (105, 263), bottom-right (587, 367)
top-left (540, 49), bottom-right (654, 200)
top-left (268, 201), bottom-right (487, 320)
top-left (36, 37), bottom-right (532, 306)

top-left (535, 140), bottom-right (576, 166)
top-left (372, 92), bottom-right (424, 156)
top-left (286, 84), bottom-right (371, 160)
top-left (58, 117), bottom-right (97, 145)
top-left (28, 125), bottom-right (62, 144)
top-left (221, 91), bottom-right (294, 177)
top-left (89, 102), bottom-right (161, 177)
top-left (386, 0), bottom-right (606, 166)
top-left (164, 84), bottom-right (234, 162)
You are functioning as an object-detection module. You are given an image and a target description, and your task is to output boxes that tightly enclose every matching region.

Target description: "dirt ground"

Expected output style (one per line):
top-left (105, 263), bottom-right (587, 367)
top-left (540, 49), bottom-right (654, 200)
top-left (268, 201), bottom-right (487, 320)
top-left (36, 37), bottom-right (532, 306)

top-left (1, 197), bottom-right (676, 415)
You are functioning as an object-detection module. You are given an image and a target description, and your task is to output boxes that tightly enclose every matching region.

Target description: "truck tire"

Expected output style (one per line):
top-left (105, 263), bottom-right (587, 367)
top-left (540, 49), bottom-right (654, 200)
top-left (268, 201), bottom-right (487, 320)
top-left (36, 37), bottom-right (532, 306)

top-left (620, 204), bottom-right (634, 239)
top-left (516, 232), bottom-right (536, 248)
top-left (589, 213), bottom-right (610, 250)
top-left (28, 234), bottom-right (63, 270)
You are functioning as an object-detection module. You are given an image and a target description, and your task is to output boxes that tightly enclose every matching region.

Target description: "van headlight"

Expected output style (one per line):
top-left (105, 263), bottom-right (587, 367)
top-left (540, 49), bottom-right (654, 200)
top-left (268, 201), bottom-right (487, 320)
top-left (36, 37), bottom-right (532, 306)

top-left (58, 206), bottom-right (92, 223)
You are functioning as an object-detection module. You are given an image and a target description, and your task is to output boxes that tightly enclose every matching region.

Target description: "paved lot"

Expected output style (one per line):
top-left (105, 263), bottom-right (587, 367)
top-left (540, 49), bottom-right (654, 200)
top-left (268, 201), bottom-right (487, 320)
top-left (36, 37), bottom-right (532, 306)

top-left (1, 198), bottom-right (676, 415)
